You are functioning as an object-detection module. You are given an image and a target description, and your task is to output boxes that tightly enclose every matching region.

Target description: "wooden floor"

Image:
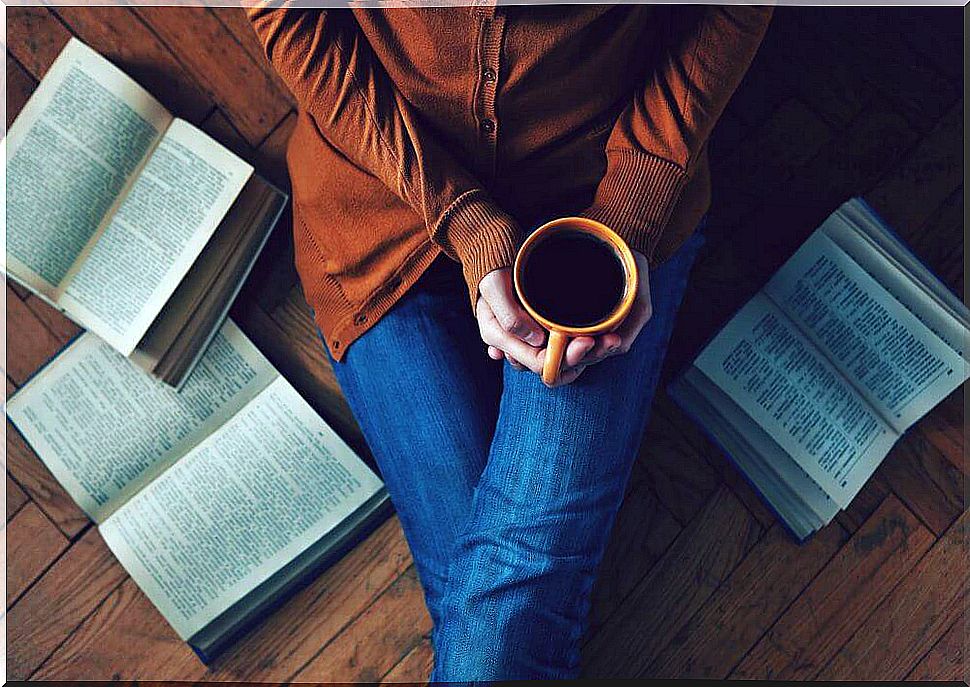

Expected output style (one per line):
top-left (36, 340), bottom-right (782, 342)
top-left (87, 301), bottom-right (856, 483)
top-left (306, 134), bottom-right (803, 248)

top-left (5, 5), bottom-right (966, 682)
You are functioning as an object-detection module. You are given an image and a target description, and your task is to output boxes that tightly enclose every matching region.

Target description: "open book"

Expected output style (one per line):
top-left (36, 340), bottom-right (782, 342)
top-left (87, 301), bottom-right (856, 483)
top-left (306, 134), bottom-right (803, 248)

top-left (670, 198), bottom-right (969, 541)
top-left (4, 38), bottom-right (288, 388)
top-left (7, 320), bottom-right (389, 662)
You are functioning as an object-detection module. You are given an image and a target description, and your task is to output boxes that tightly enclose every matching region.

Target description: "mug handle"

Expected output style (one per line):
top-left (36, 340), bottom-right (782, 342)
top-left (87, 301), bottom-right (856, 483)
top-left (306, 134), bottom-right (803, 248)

top-left (542, 330), bottom-right (568, 386)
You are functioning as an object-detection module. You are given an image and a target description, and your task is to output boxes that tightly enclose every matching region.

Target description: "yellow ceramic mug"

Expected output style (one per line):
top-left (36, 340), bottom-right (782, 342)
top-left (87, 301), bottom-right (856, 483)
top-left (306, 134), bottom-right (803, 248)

top-left (513, 217), bottom-right (639, 386)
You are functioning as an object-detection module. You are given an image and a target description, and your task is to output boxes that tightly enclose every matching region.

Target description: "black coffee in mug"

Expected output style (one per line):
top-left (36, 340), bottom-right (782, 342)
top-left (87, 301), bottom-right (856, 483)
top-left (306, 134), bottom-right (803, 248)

top-left (519, 229), bottom-right (626, 327)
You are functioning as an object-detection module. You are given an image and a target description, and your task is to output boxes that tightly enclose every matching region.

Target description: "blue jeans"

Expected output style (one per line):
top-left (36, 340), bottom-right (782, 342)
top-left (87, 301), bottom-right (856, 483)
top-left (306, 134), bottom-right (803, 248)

top-left (325, 228), bottom-right (705, 681)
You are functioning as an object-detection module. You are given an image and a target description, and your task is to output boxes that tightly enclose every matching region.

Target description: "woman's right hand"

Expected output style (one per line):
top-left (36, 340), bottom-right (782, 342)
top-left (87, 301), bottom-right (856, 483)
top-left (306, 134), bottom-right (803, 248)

top-left (476, 268), bottom-right (546, 373)
top-left (479, 267), bottom-right (619, 385)
top-left (477, 268), bottom-right (599, 383)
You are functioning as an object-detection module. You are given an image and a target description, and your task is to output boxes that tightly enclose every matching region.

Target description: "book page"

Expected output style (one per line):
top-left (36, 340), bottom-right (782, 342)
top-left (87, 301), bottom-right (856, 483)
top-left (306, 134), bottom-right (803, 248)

top-left (823, 203), bottom-right (969, 359)
top-left (99, 376), bottom-right (384, 640)
top-left (6, 320), bottom-right (276, 522)
top-left (764, 230), bottom-right (967, 431)
top-left (695, 294), bottom-right (898, 507)
top-left (59, 119), bottom-right (254, 355)
top-left (4, 38), bottom-right (170, 300)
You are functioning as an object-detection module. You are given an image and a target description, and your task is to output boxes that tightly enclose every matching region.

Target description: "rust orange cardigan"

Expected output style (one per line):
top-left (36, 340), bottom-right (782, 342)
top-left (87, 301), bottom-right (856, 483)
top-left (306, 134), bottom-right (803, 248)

top-left (247, 5), bottom-right (772, 360)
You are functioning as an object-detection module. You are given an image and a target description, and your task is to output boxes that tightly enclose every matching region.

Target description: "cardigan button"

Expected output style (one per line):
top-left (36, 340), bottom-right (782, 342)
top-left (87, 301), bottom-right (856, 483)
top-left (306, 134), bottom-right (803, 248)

top-left (332, 340), bottom-right (341, 350)
top-left (482, 68), bottom-right (496, 83)
top-left (354, 313), bottom-right (368, 326)
top-left (480, 118), bottom-right (495, 134)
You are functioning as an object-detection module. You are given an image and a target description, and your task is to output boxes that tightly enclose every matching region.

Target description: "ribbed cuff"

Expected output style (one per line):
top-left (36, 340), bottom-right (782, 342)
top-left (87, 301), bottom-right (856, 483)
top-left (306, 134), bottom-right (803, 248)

top-left (432, 189), bottom-right (523, 310)
top-left (580, 151), bottom-right (688, 264)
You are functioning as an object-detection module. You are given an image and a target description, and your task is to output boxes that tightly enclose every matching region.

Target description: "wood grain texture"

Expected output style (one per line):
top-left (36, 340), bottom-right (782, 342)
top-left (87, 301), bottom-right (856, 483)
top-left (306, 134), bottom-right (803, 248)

top-left (6, 419), bottom-right (89, 538)
top-left (656, 393), bottom-right (776, 529)
top-left (204, 516), bottom-right (412, 681)
top-left (381, 636), bottom-right (434, 684)
top-left (291, 566), bottom-right (432, 683)
top-left (711, 97), bottom-right (833, 230)
top-left (134, 6), bottom-right (291, 145)
top-left (6, 54), bottom-right (37, 128)
top-left (910, 186), bottom-right (965, 294)
top-left (52, 6), bottom-right (212, 123)
top-left (731, 496), bottom-right (936, 680)
top-left (793, 7), bottom-right (958, 131)
top-left (835, 474), bottom-right (891, 534)
top-left (818, 509), bottom-right (970, 680)
top-left (918, 389), bottom-right (965, 473)
top-left (754, 8), bottom-right (873, 129)
top-left (5, 287), bottom-right (63, 386)
top-left (866, 103), bottom-right (963, 238)
top-left (906, 609), bottom-right (967, 681)
top-left (6, 502), bottom-right (70, 605)
top-left (209, 7), bottom-right (296, 109)
top-left (5, 7), bottom-right (72, 80)
top-left (7, 473), bottom-right (30, 522)
top-left (647, 522), bottom-right (847, 679)
top-left (24, 296), bottom-right (82, 345)
top-left (630, 405), bottom-right (721, 526)
top-left (879, 429), bottom-right (965, 535)
top-left (582, 487), bottom-right (764, 678)
top-left (6, 527), bottom-right (127, 679)
top-left (33, 578), bottom-right (206, 681)
top-left (588, 482), bottom-right (681, 632)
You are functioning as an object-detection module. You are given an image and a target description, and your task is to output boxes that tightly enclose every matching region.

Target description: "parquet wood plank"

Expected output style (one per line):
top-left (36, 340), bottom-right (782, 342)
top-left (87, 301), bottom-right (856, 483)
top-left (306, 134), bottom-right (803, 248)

top-left (381, 636), bottom-right (434, 684)
top-left (647, 522), bottom-right (847, 679)
top-left (754, 8), bottom-right (873, 130)
top-left (793, 8), bottom-right (958, 132)
top-left (631, 406), bottom-right (721, 526)
top-left (7, 473), bottom-right (29, 522)
top-left (204, 516), bottom-right (412, 681)
top-left (6, 502), bottom-right (70, 605)
top-left (835, 474), bottom-right (891, 534)
top-left (711, 98), bottom-right (833, 229)
top-left (24, 296), bottom-right (82, 345)
top-left (873, 7), bottom-right (963, 81)
top-left (582, 487), bottom-right (763, 677)
top-left (5, 8), bottom-right (72, 80)
top-left (655, 393), bottom-right (777, 530)
top-left (6, 420), bottom-right (89, 538)
top-left (917, 389), bottom-right (964, 474)
top-left (906, 608), bottom-right (967, 681)
top-left (290, 566), bottom-right (431, 683)
top-left (878, 429), bottom-right (965, 536)
top-left (909, 187), bottom-right (964, 294)
top-left (6, 286), bottom-right (63, 386)
top-left (731, 496), bottom-right (935, 680)
top-left (818, 508), bottom-right (970, 679)
top-left (717, 100), bottom-right (921, 290)
top-left (589, 482), bottom-right (681, 632)
top-left (33, 578), bottom-right (206, 681)
top-left (6, 53), bottom-right (37, 128)
top-left (209, 7), bottom-right (296, 109)
top-left (6, 527), bottom-right (127, 679)
top-left (200, 106), bottom-right (252, 159)
top-left (134, 6), bottom-right (291, 145)
top-left (866, 103), bottom-right (963, 241)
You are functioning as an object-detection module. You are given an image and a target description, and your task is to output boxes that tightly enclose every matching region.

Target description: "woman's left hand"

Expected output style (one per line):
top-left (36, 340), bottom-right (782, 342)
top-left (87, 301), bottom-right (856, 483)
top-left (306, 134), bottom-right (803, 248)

top-left (549, 249), bottom-right (653, 386)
